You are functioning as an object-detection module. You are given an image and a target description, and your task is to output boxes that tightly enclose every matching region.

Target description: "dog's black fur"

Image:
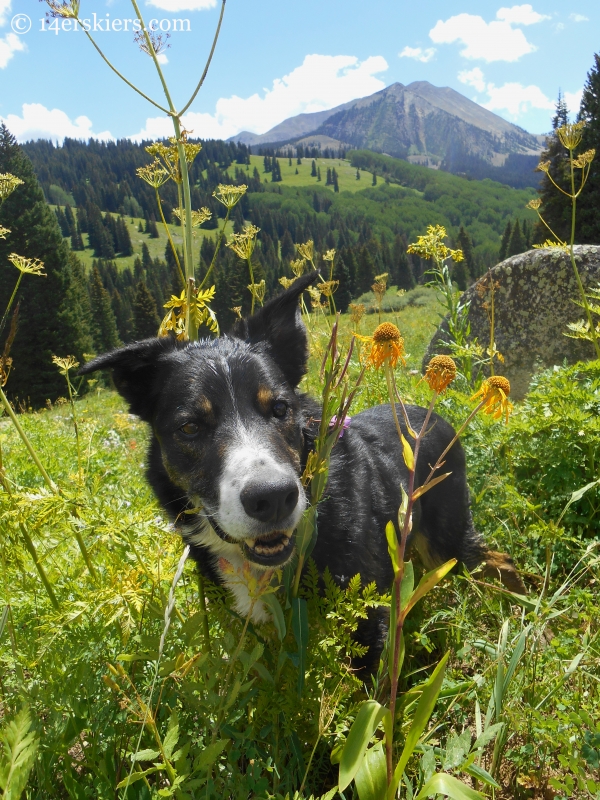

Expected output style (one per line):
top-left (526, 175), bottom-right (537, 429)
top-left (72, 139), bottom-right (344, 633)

top-left (80, 271), bottom-right (523, 668)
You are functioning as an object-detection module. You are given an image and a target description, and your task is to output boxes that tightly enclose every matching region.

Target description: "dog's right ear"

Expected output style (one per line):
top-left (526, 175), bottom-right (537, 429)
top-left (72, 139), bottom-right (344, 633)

top-left (230, 271), bottom-right (318, 387)
top-left (79, 338), bottom-right (178, 421)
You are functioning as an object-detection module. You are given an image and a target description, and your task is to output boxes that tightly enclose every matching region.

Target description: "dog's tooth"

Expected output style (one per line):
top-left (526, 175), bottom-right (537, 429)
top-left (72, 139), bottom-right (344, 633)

top-left (244, 538), bottom-right (254, 546)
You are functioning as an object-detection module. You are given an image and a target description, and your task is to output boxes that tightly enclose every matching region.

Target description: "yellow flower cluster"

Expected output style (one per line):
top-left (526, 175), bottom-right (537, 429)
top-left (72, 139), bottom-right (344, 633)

top-left (8, 254), bottom-right (46, 276)
top-left (407, 225), bottom-right (463, 263)
top-left (213, 184), bottom-right (247, 209)
top-left (0, 173), bottom-right (24, 201)
top-left (556, 121), bottom-right (585, 151)
top-left (226, 224), bottom-right (260, 260)
top-left (136, 160), bottom-right (169, 189)
top-left (172, 207), bottom-right (212, 228)
top-left (52, 355), bottom-right (79, 375)
top-left (356, 322), bottom-right (406, 369)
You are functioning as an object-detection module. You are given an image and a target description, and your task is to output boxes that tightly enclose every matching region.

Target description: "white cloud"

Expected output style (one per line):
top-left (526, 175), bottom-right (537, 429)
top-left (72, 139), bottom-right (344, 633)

top-left (429, 6), bottom-right (550, 62)
top-left (156, 53), bottom-right (168, 64)
top-left (569, 13), bottom-right (589, 22)
top-left (399, 46), bottom-right (436, 63)
top-left (484, 82), bottom-right (553, 117)
top-left (0, 104), bottom-right (114, 143)
top-left (458, 66), bottom-right (486, 93)
top-left (0, 0), bottom-right (11, 27)
top-left (565, 88), bottom-right (583, 114)
top-left (130, 53), bottom-right (389, 141)
top-left (145, 0), bottom-right (216, 10)
top-left (496, 4), bottom-right (550, 25)
top-left (0, 32), bottom-right (25, 69)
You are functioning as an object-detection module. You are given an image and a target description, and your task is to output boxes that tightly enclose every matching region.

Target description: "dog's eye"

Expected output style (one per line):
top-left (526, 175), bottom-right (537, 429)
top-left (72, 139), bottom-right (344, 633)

top-left (180, 422), bottom-right (199, 437)
top-left (272, 400), bottom-right (288, 418)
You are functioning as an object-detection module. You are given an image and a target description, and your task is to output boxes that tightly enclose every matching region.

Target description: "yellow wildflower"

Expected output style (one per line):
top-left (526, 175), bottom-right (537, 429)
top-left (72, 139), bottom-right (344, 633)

top-left (137, 160), bottom-right (170, 189)
top-left (172, 207), bottom-right (212, 227)
top-left (8, 254), bottom-right (46, 276)
top-left (0, 226), bottom-right (10, 239)
top-left (0, 173), bottom-right (23, 201)
top-left (349, 303), bottom-right (366, 326)
top-left (424, 355), bottom-right (457, 393)
top-left (213, 184), bottom-right (247, 209)
top-left (279, 276), bottom-right (297, 289)
top-left (323, 249), bottom-right (336, 262)
top-left (573, 148), bottom-right (595, 169)
top-left (290, 258), bottom-right (306, 277)
top-left (52, 355), bottom-right (79, 375)
top-left (556, 121), bottom-right (585, 151)
top-left (317, 280), bottom-right (339, 297)
top-left (526, 198), bottom-right (542, 210)
top-left (356, 322), bottom-right (406, 369)
top-left (536, 160), bottom-right (551, 173)
top-left (471, 375), bottom-right (513, 423)
top-left (248, 280), bottom-right (266, 306)
top-left (297, 240), bottom-right (314, 262)
top-left (227, 224), bottom-right (260, 260)
top-left (407, 225), bottom-right (463, 264)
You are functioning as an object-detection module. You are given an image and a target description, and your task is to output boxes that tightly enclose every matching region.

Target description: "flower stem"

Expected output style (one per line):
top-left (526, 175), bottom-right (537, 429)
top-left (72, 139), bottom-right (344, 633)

top-left (155, 188), bottom-right (185, 290)
top-left (0, 273), bottom-right (23, 343)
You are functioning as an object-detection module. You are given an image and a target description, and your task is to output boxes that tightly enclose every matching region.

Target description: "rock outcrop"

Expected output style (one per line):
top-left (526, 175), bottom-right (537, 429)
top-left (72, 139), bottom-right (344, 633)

top-left (424, 246), bottom-right (600, 399)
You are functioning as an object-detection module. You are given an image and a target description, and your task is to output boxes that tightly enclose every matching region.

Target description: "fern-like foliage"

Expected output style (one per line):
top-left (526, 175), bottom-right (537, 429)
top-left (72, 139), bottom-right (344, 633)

top-left (0, 707), bottom-right (39, 800)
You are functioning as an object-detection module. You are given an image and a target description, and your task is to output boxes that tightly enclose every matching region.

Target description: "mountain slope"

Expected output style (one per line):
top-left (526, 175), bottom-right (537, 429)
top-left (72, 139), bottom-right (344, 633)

top-left (229, 81), bottom-right (544, 186)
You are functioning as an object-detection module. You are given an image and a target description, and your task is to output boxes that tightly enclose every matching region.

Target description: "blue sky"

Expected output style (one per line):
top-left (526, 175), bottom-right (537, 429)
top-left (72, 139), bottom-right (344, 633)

top-left (0, 0), bottom-right (597, 143)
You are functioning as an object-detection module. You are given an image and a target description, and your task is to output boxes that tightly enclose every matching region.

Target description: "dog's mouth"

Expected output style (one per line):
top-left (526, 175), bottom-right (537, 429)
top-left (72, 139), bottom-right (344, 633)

top-left (242, 530), bottom-right (295, 566)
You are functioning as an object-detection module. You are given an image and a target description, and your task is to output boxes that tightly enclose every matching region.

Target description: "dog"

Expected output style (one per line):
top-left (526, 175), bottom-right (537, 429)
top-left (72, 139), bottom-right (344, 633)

top-left (80, 271), bottom-right (523, 667)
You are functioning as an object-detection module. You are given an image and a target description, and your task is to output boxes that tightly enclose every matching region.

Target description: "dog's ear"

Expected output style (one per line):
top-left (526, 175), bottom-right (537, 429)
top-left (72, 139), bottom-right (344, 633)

top-left (231, 271), bottom-right (318, 387)
top-left (79, 338), bottom-right (178, 421)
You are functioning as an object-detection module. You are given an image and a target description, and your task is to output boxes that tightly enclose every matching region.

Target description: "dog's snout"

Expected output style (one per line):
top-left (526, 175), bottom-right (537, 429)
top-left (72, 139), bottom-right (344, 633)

top-left (240, 480), bottom-right (299, 524)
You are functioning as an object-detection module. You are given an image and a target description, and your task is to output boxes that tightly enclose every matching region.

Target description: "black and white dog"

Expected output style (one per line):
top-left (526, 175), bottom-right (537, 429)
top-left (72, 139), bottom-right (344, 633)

top-left (80, 271), bottom-right (523, 664)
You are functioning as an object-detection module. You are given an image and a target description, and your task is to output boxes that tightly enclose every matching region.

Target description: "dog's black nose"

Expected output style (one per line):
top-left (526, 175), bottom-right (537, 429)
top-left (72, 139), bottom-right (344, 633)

top-left (240, 480), bottom-right (299, 524)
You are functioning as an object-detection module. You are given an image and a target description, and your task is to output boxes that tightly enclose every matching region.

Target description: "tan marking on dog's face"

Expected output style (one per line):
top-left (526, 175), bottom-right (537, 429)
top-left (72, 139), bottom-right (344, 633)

top-left (196, 396), bottom-right (213, 415)
top-left (257, 386), bottom-right (274, 414)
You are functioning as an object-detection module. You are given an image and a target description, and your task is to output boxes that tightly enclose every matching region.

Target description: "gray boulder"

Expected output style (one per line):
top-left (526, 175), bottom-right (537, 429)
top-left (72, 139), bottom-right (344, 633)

top-left (423, 245), bottom-right (600, 399)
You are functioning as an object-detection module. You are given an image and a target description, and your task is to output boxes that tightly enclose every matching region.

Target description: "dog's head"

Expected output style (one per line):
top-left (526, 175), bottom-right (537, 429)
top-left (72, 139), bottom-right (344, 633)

top-left (80, 272), bottom-right (318, 569)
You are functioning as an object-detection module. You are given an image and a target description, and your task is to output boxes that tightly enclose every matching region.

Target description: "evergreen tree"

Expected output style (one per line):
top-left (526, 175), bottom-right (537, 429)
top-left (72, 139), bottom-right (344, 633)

top-left (507, 219), bottom-right (526, 256)
top-left (138, 220), bottom-right (144, 233)
top-left (133, 280), bottom-right (160, 339)
top-left (317, 167), bottom-right (322, 182)
top-left (332, 168), bottom-right (339, 193)
top-left (392, 234), bottom-right (415, 290)
top-left (295, 167), bottom-right (299, 175)
top-left (88, 265), bottom-right (121, 353)
top-left (116, 215), bottom-right (133, 256)
top-left (145, 213), bottom-right (159, 238)
top-left (0, 125), bottom-right (90, 406)
top-left (356, 245), bottom-right (376, 294)
top-left (499, 220), bottom-right (512, 261)
top-left (535, 91), bottom-right (571, 244)
top-left (311, 160), bottom-right (317, 178)
top-left (55, 207), bottom-right (69, 237)
top-left (71, 221), bottom-right (85, 251)
top-left (356, 168), bottom-right (361, 180)
top-left (577, 53), bottom-right (600, 243)
top-left (280, 230), bottom-right (295, 261)
top-left (455, 226), bottom-right (473, 290)
top-left (141, 242), bottom-right (152, 272)
top-left (333, 254), bottom-right (352, 313)
top-left (326, 167), bottom-right (332, 186)
top-left (372, 172), bottom-right (377, 186)
top-left (271, 159), bottom-right (282, 182)
top-left (64, 204), bottom-right (77, 237)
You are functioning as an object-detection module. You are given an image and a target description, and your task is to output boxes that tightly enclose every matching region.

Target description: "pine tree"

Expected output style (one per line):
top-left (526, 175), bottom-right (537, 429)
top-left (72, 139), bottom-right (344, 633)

top-left (392, 234), bottom-right (415, 290)
top-left (455, 226), bottom-right (473, 290)
top-left (317, 167), bottom-right (322, 182)
top-left (333, 254), bottom-right (352, 313)
top-left (356, 168), bottom-right (361, 180)
top-left (295, 167), bottom-right (299, 175)
top-left (138, 220), bottom-right (144, 233)
top-left (326, 167), bottom-right (332, 186)
top-left (64, 204), bottom-right (77, 237)
top-left (577, 53), bottom-right (600, 243)
top-left (535, 91), bottom-right (571, 244)
top-left (0, 124), bottom-right (91, 406)
top-left (372, 172), bottom-right (377, 186)
top-left (356, 246), bottom-right (376, 294)
top-left (311, 160), bottom-right (317, 178)
top-left (280, 230), bottom-right (295, 261)
top-left (499, 220), bottom-right (512, 261)
top-left (133, 280), bottom-right (160, 339)
top-left (88, 265), bottom-right (121, 353)
top-left (141, 242), bottom-right (152, 272)
top-left (507, 219), bottom-right (526, 256)
top-left (55, 207), bottom-right (69, 237)
top-left (332, 168), bottom-right (339, 193)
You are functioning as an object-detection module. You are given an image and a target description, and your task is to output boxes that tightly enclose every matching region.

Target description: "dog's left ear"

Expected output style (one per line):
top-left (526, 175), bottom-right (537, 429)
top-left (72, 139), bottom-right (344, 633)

top-left (231, 271), bottom-right (318, 387)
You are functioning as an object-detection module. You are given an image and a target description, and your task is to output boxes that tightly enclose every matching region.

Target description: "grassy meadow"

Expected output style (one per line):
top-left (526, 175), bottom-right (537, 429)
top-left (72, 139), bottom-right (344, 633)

top-left (1, 275), bottom-right (599, 799)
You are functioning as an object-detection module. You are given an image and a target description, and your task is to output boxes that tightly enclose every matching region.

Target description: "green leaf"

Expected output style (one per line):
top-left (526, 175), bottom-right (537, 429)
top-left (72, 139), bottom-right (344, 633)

top-left (263, 593), bottom-right (286, 641)
top-left (116, 766), bottom-right (158, 788)
top-left (401, 433), bottom-right (414, 471)
top-left (503, 625), bottom-right (529, 694)
top-left (0, 606), bottom-right (8, 644)
top-left (131, 748), bottom-right (161, 762)
top-left (401, 560), bottom-right (456, 621)
top-left (162, 712), bottom-right (180, 760)
top-left (339, 700), bottom-right (390, 791)
top-left (292, 597), bottom-right (309, 696)
top-left (385, 521), bottom-right (401, 575)
top-left (193, 739), bottom-right (229, 772)
top-left (472, 722), bottom-right (504, 751)
top-left (391, 653), bottom-right (449, 795)
top-left (355, 741), bottom-right (387, 800)
top-left (400, 561), bottom-right (415, 609)
top-left (0, 707), bottom-right (39, 800)
top-left (414, 772), bottom-right (485, 800)
top-left (463, 762), bottom-right (501, 789)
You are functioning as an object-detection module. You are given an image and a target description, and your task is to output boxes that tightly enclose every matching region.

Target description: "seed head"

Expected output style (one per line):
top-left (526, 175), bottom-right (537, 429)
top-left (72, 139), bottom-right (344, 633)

top-left (137, 160), bottom-right (169, 189)
top-left (8, 254), bottom-right (46, 276)
top-left (527, 198), bottom-right (542, 210)
top-left (0, 226), bottom-right (10, 239)
top-left (573, 148), bottom-right (595, 169)
top-left (52, 354), bottom-right (79, 375)
top-left (536, 160), bottom-right (551, 173)
top-left (424, 355), bottom-right (457, 393)
top-left (323, 248), bottom-right (336, 262)
top-left (297, 240), bottom-right (314, 262)
top-left (290, 258), bottom-right (306, 277)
